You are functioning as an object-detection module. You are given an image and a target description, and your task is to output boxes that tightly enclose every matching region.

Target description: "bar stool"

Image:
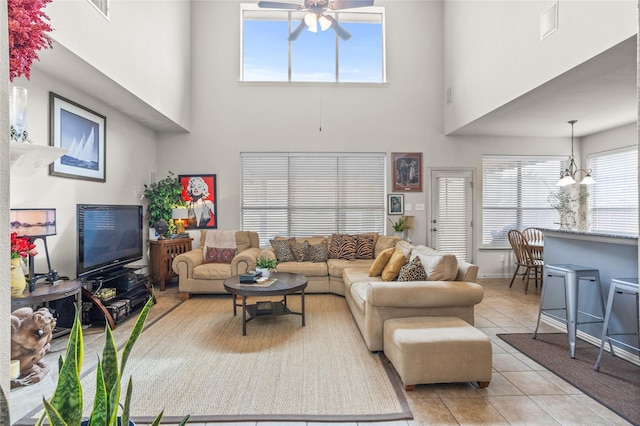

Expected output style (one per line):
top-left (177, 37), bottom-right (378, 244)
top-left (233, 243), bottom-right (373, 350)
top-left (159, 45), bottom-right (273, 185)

top-left (533, 264), bottom-right (605, 358)
top-left (594, 278), bottom-right (640, 371)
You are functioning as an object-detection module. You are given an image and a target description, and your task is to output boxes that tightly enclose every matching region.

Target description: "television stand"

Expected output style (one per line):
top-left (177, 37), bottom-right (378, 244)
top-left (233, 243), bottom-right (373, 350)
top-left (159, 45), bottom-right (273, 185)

top-left (81, 266), bottom-right (153, 329)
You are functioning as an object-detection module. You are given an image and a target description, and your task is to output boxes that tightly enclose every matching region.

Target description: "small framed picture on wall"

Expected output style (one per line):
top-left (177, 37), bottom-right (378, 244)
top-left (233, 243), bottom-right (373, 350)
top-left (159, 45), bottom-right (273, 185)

top-left (388, 194), bottom-right (404, 215)
top-left (392, 152), bottom-right (422, 192)
top-left (178, 174), bottom-right (217, 229)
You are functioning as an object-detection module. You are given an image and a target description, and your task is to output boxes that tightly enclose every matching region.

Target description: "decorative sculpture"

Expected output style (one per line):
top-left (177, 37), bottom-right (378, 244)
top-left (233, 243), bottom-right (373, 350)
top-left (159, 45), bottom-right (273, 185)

top-left (10, 307), bottom-right (56, 385)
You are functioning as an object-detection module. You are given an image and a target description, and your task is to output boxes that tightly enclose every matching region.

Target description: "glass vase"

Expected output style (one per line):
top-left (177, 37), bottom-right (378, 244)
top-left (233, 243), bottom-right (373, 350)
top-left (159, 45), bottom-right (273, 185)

top-left (10, 257), bottom-right (27, 297)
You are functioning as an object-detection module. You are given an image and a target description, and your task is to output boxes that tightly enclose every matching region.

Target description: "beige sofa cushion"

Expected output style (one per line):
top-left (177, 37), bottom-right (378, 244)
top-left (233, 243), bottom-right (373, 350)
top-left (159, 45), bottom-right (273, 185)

top-left (276, 261), bottom-right (328, 277)
top-left (193, 263), bottom-right (232, 279)
top-left (375, 235), bottom-right (400, 256)
top-left (327, 258), bottom-right (374, 278)
top-left (410, 250), bottom-right (458, 281)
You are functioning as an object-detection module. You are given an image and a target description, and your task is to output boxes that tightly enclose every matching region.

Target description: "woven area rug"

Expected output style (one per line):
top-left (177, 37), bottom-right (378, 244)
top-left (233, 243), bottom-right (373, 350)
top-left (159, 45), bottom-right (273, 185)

top-left (79, 294), bottom-right (411, 423)
top-left (498, 333), bottom-right (640, 425)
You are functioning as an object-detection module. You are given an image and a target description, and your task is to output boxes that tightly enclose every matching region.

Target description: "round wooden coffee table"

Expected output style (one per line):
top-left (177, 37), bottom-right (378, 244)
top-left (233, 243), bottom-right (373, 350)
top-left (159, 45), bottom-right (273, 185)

top-left (223, 272), bottom-right (308, 336)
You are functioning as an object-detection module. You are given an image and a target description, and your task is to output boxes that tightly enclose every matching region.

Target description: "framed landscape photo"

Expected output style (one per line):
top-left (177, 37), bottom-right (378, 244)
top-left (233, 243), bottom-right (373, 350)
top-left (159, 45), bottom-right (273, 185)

top-left (178, 174), bottom-right (217, 229)
top-left (49, 92), bottom-right (106, 182)
top-left (392, 152), bottom-right (422, 192)
top-left (388, 194), bottom-right (404, 215)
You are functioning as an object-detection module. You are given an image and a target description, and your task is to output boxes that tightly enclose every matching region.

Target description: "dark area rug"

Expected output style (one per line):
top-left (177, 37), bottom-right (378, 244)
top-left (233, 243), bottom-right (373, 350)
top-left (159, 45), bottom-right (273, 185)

top-left (498, 333), bottom-right (640, 426)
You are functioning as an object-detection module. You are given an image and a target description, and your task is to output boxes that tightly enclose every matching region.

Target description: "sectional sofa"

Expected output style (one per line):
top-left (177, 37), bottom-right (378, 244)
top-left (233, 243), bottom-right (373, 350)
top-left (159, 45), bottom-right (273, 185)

top-left (173, 231), bottom-right (484, 352)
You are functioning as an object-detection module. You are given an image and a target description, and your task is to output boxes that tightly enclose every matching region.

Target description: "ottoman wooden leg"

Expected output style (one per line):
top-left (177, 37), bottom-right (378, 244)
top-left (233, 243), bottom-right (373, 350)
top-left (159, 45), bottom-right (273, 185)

top-left (478, 381), bottom-right (490, 388)
top-left (404, 384), bottom-right (415, 391)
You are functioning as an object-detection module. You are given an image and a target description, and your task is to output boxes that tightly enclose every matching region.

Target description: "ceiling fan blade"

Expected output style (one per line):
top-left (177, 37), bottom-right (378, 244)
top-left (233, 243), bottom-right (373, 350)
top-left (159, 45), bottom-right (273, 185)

top-left (328, 0), bottom-right (374, 10)
top-left (324, 15), bottom-right (351, 40)
top-left (288, 19), bottom-right (307, 41)
top-left (257, 1), bottom-right (304, 10)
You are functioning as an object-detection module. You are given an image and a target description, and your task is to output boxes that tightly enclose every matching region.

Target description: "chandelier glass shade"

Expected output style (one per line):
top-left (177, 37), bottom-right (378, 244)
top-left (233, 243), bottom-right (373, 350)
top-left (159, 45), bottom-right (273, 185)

top-left (557, 120), bottom-right (595, 187)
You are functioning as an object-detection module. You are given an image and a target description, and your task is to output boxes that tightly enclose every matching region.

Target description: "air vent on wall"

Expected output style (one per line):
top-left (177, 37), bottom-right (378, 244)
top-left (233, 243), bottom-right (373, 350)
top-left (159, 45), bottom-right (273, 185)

top-left (540, 2), bottom-right (558, 41)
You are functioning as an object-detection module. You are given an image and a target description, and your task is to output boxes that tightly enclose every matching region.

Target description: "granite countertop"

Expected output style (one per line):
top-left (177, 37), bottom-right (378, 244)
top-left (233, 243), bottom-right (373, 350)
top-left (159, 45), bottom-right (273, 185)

top-left (539, 228), bottom-right (638, 241)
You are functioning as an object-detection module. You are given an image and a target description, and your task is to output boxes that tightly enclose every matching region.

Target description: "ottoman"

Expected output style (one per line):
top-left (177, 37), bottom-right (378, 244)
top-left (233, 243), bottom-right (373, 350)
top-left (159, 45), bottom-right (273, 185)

top-left (383, 316), bottom-right (492, 390)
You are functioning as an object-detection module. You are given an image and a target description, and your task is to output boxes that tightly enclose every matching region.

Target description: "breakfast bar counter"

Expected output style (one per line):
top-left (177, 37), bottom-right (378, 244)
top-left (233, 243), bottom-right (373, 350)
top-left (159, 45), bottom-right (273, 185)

top-left (540, 228), bottom-right (638, 354)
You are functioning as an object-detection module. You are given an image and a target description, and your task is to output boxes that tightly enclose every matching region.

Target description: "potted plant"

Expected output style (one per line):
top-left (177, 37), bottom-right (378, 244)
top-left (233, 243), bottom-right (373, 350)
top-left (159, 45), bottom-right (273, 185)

top-left (143, 172), bottom-right (185, 236)
top-left (255, 256), bottom-right (277, 279)
top-left (388, 217), bottom-right (406, 236)
top-left (37, 297), bottom-right (189, 426)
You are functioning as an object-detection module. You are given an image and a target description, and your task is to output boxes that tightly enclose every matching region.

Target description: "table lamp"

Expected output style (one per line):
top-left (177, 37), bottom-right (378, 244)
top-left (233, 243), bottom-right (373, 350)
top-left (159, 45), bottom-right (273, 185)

top-left (172, 208), bottom-right (188, 234)
top-left (402, 215), bottom-right (415, 243)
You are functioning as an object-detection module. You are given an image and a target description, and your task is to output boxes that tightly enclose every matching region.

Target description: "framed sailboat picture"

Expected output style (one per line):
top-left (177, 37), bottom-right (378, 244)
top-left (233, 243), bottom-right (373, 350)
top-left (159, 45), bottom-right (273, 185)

top-left (49, 92), bottom-right (106, 182)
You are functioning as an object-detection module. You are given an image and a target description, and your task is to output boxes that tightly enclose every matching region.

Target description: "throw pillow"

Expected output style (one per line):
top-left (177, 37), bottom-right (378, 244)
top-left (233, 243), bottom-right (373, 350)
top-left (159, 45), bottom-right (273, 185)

top-left (291, 239), bottom-right (310, 262)
top-left (309, 242), bottom-right (328, 262)
top-left (355, 235), bottom-right (375, 259)
top-left (328, 233), bottom-right (357, 260)
top-left (397, 256), bottom-right (428, 281)
top-left (369, 247), bottom-right (395, 277)
top-left (411, 252), bottom-right (458, 281)
top-left (203, 247), bottom-right (236, 264)
top-left (270, 239), bottom-right (295, 263)
top-left (381, 249), bottom-right (407, 281)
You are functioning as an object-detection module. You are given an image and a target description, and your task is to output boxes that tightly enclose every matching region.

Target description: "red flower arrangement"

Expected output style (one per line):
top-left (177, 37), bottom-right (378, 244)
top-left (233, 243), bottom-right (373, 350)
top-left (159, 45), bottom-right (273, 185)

top-left (11, 232), bottom-right (37, 259)
top-left (8, 0), bottom-right (53, 81)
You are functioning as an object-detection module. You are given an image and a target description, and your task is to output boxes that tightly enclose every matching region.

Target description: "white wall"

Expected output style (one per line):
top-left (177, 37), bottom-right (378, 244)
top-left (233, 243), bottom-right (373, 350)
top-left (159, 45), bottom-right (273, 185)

top-left (582, 122), bottom-right (637, 156)
top-left (444, 0), bottom-right (637, 134)
top-left (9, 72), bottom-right (159, 279)
top-left (45, 0), bottom-right (192, 129)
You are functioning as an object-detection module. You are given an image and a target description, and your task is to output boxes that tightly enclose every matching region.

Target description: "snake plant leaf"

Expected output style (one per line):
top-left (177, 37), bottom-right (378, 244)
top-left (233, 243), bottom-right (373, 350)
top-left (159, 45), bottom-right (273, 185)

top-left (47, 310), bottom-right (83, 425)
top-left (122, 376), bottom-right (133, 426)
top-left (150, 410), bottom-right (164, 426)
top-left (101, 323), bottom-right (119, 419)
top-left (178, 414), bottom-right (191, 425)
top-left (120, 297), bottom-right (153, 373)
top-left (42, 398), bottom-right (69, 426)
top-left (88, 359), bottom-right (108, 426)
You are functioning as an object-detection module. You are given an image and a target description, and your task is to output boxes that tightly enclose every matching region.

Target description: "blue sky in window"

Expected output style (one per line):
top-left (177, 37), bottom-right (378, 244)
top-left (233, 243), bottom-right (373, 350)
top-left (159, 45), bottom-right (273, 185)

top-left (243, 17), bottom-right (383, 83)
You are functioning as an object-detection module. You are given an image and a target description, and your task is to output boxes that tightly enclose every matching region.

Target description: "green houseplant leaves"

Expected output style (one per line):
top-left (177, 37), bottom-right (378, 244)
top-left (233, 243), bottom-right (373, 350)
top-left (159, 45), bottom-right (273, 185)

top-left (143, 171), bottom-right (185, 229)
top-left (38, 297), bottom-right (189, 426)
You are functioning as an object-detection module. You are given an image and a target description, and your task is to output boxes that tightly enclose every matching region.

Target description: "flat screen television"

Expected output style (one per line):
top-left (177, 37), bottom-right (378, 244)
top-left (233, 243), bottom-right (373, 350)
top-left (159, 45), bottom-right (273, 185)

top-left (77, 204), bottom-right (143, 278)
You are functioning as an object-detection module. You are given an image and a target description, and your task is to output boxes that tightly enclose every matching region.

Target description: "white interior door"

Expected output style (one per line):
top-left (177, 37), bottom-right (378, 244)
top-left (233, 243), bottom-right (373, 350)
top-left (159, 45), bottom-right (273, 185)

top-left (430, 170), bottom-right (474, 263)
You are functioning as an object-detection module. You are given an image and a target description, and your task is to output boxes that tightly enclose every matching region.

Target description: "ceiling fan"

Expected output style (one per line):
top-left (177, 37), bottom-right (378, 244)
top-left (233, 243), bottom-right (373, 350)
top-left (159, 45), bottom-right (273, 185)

top-left (257, 0), bottom-right (374, 41)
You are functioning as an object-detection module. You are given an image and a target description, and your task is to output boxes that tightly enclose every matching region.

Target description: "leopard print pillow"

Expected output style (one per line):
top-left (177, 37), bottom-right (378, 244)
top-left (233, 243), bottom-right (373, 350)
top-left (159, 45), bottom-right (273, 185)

top-left (397, 255), bottom-right (428, 282)
top-left (309, 242), bottom-right (328, 262)
top-left (270, 238), bottom-right (295, 263)
top-left (291, 239), bottom-right (310, 262)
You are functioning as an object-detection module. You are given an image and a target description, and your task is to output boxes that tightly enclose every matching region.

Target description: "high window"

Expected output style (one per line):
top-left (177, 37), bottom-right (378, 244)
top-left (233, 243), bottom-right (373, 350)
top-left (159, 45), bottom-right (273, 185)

top-left (587, 146), bottom-right (638, 234)
top-left (241, 152), bottom-right (386, 246)
top-left (89, 0), bottom-right (109, 18)
top-left (482, 155), bottom-right (565, 248)
top-left (241, 4), bottom-right (385, 83)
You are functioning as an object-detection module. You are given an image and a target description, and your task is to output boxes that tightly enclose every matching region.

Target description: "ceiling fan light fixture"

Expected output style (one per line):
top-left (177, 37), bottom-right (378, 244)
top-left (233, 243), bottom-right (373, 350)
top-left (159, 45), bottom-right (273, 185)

top-left (305, 13), bottom-right (318, 32)
top-left (318, 15), bottom-right (332, 31)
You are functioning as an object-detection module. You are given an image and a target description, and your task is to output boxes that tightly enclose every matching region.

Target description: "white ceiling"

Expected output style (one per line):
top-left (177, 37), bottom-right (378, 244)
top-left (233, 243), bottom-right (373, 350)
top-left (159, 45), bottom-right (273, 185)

top-left (449, 37), bottom-right (638, 138)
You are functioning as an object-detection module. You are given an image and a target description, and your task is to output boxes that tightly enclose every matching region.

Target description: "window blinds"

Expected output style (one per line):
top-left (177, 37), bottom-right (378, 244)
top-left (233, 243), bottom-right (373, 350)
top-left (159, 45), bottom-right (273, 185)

top-left (482, 155), bottom-right (565, 248)
top-left (241, 152), bottom-right (386, 246)
top-left (588, 146), bottom-right (638, 234)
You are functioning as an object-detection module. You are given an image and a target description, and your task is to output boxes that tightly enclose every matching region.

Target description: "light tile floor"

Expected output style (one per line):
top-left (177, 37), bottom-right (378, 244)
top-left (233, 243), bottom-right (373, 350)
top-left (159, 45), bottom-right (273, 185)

top-left (10, 278), bottom-right (633, 425)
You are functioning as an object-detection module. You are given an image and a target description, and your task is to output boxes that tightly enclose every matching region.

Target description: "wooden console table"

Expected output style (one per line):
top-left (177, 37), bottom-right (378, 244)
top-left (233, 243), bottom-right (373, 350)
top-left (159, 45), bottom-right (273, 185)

top-left (149, 238), bottom-right (193, 290)
top-left (11, 280), bottom-right (82, 338)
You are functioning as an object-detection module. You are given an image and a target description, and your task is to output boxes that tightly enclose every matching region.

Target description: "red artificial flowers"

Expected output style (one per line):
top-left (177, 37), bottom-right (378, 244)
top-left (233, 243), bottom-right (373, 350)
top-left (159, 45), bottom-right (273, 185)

top-left (11, 232), bottom-right (37, 259)
top-left (8, 0), bottom-right (53, 81)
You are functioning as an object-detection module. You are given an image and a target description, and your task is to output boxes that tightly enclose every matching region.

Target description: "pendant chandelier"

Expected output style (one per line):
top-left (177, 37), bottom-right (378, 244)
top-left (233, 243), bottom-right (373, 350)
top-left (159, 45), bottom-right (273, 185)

top-left (557, 120), bottom-right (595, 187)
